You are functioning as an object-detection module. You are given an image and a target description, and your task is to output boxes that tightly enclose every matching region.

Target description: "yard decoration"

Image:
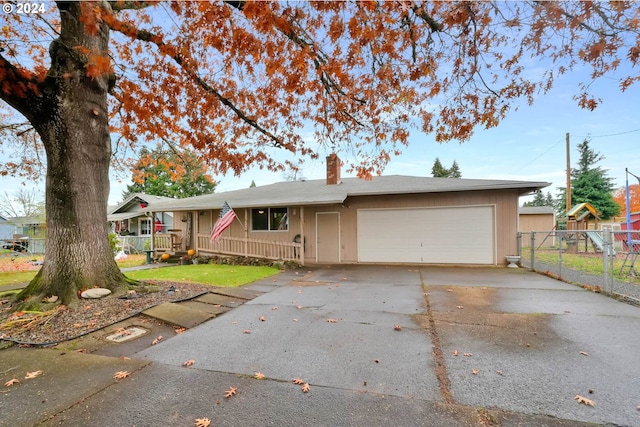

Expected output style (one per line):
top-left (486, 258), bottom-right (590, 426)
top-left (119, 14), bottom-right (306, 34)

top-left (187, 249), bottom-right (196, 257)
top-left (160, 253), bottom-right (170, 261)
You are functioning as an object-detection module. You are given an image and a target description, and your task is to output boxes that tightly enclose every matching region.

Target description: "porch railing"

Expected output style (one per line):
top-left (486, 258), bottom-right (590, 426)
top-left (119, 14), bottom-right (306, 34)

top-left (196, 234), bottom-right (302, 263)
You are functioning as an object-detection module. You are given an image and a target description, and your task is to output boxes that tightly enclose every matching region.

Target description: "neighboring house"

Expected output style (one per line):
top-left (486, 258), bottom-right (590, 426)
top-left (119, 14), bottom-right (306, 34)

top-left (107, 193), bottom-right (175, 253)
top-left (0, 215), bottom-right (13, 240)
top-left (1, 215), bottom-right (46, 253)
top-left (519, 206), bottom-right (556, 247)
top-left (107, 193), bottom-right (175, 236)
top-left (145, 155), bottom-right (549, 266)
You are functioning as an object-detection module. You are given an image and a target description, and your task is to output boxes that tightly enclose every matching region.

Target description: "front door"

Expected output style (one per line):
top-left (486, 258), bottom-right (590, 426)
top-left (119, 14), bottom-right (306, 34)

top-left (316, 212), bottom-right (340, 263)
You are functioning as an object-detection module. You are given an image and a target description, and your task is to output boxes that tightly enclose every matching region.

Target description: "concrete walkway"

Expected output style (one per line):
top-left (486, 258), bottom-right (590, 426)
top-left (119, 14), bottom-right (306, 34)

top-left (1, 266), bottom-right (639, 426)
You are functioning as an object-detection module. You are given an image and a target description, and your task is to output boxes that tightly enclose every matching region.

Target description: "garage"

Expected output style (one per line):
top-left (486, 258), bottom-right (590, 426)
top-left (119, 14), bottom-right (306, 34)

top-left (357, 205), bottom-right (496, 264)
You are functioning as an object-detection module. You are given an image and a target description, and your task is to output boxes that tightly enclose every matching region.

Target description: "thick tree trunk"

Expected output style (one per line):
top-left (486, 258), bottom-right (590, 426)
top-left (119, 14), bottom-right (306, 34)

top-left (17, 1), bottom-right (128, 306)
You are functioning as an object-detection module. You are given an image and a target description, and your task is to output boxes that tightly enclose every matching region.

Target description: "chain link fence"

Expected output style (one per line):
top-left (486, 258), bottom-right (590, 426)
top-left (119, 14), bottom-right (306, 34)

top-left (519, 230), bottom-right (640, 304)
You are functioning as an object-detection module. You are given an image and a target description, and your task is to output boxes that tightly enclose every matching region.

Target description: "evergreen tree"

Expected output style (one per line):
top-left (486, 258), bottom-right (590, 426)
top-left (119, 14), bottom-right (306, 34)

top-left (123, 145), bottom-right (216, 199)
top-left (448, 160), bottom-right (462, 178)
top-left (557, 139), bottom-right (620, 219)
top-left (523, 191), bottom-right (555, 208)
top-left (431, 158), bottom-right (449, 178)
top-left (249, 180), bottom-right (257, 188)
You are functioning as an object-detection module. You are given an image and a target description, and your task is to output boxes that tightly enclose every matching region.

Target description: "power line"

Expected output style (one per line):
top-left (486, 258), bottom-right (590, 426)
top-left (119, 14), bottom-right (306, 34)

top-left (511, 138), bottom-right (564, 174)
top-left (574, 128), bottom-right (640, 138)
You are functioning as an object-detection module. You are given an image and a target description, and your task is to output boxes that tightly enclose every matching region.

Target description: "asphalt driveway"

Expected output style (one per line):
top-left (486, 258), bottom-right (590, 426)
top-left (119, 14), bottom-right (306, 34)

top-left (6, 266), bottom-right (640, 426)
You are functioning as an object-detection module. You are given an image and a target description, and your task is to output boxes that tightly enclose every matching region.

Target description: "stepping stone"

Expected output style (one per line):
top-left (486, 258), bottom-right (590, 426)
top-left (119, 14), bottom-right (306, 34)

top-left (195, 293), bottom-right (244, 308)
top-left (180, 301), bottom-right (232, 316)
top-left (209, 287), bottom-right (263, 300)
top-left (143, 302), bottom-right (215, 329)
top-left (81, 288), bottom-right (111, 299)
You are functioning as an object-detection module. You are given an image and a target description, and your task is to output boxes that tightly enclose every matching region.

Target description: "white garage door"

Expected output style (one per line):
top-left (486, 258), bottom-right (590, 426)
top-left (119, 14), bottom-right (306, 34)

top-left (357, 206), bottom-right (495, 264)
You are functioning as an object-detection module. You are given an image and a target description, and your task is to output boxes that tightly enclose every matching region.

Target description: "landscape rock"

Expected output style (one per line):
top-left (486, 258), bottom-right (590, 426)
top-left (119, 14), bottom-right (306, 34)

top-left (81, 288), bottom-right (112, 299)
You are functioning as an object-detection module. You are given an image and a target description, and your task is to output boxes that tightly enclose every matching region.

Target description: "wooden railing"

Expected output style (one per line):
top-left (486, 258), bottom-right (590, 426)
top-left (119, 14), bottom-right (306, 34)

top-left (153, 234), bottom-right (172, 251)
top-left (196, 234), bottom-right (302, 263)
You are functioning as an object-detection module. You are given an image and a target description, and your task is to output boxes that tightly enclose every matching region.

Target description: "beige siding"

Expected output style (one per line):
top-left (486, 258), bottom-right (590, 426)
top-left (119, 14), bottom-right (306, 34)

top-left (184, 188), bottom-right (522, 266)
top-left (302, 189), bottom-right (520, 265)
top-left (519, 213), bottom-right (556, 247)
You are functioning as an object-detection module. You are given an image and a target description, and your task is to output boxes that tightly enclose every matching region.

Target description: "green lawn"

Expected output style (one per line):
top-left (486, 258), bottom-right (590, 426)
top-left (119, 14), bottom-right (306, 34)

top-left (125, 264), bottom-right (281, 287)
top-left (526, 249), bottom-right (639, 283)
top-left (0, 256), bottom-right (281, 288)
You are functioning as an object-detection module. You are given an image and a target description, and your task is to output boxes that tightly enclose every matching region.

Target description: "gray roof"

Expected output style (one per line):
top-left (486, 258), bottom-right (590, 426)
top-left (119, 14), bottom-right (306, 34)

top-left (519, 206), bottom-right (556, 215)
top-left (145, 175), bottom-right (550, 212)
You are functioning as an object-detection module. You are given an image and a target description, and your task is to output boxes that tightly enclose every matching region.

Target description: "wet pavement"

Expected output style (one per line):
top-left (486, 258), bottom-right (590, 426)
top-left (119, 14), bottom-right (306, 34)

top-left (1, 265), bottom-right (639, 426)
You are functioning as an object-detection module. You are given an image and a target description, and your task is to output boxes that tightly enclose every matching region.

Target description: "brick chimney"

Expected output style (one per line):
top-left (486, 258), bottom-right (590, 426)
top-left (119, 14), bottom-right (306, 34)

top-left (326, 153), bottom-right (341, 185)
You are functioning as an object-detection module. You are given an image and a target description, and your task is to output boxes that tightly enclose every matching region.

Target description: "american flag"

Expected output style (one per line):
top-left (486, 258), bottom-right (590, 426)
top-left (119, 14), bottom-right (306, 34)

top-left (210, 201), bottom-right (237, 242)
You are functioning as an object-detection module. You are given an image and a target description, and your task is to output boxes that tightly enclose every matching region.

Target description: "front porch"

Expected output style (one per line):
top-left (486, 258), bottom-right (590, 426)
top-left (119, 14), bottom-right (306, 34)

top-left (152, 234), bottom-right (303, 264)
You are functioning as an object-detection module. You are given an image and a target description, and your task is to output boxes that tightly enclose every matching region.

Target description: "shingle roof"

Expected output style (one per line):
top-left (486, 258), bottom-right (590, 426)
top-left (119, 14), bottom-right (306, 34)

top-left (144, 175), bottom-right (550, 212)
top-left (519, 206), bottom-right (556, 215)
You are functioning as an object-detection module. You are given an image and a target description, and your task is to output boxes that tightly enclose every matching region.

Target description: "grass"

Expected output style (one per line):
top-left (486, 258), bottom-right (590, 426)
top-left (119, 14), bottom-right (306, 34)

top-left (0, 253), bottom-right (280, 288)
top-left (125, 264), bottom-right (281, 287)
top-left (525, 248), bottom-right (639, 283)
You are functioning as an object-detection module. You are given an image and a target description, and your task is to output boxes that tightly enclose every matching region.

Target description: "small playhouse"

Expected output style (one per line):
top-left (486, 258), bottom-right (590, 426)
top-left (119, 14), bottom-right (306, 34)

top-left (564, 202), bottom-right (602, 253)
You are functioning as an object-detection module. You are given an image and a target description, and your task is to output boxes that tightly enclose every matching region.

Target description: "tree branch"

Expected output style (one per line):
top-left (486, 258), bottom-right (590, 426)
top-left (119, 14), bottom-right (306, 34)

top-left (0, 53), bottom-right (44, 119)
top-left (105, 11), bottom-right (293, 149)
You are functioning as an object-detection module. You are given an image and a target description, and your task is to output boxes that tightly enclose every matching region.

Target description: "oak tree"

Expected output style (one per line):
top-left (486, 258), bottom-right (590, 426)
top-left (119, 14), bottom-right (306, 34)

top-left (1, 1), bottom-right (639, 305)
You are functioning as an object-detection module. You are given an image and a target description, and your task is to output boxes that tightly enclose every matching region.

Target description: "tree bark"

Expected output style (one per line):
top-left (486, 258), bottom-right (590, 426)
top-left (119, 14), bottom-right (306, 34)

top-left (17, 1), bottom-right (127, 306)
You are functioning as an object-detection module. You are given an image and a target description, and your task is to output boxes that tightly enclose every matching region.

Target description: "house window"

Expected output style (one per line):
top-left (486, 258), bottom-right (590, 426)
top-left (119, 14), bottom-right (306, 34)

top-left (140, 218), bottom-right (152, 235)
top-left (252, 208), bottom-right (288, 231)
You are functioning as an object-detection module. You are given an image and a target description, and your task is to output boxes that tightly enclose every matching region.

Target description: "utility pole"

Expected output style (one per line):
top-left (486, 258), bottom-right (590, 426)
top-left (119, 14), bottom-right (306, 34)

top-left (566, 132), bottom-right (571, 213)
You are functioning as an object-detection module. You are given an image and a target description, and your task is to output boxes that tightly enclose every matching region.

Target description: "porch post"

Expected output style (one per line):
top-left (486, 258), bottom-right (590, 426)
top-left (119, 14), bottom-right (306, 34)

top-left (300, 206), bottom-right (305, 266)
top-left (150, 211), bottom-right (155, 251)
top-left (244, 208), bottom-right (248, 257)
top-left (194, 210), bottom-right (199, 253)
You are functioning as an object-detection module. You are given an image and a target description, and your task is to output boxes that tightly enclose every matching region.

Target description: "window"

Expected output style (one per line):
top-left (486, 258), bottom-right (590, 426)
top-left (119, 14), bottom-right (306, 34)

top-left (139, 218), bottom-right (152, 235)
top-left (252, 207), bottom-right (288, 231)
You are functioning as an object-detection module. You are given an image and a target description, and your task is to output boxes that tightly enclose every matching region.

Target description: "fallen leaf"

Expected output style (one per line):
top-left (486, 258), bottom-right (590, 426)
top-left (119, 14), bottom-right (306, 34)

top-left (341, 277), bottom-right (347, 281)
top-left (151, 335), bottom-right (163, 345)
top-left (254, 372), bottom-right (266, 380)
top-left (456, 305), bottom-right (464, 309)
top-left (271, 306), bottom-right (278, 310)
top-left (194, 418), bottom-right (211, 427)
top-left (113, 371), bottom-right (130, 379)
top-left (182, 360), bottom-right (196, 367)
top-left (120, 356), bottom-right (131, 360)
top-left (393, 324), bottom-right (402, 331)
top-left (301, 383), bottom-right (311, 393)
top-left (175, 327), bottom-right (186, 334)
top-left (242, 329), bottom-right (251, 334)
top-left (296, 305), bottom-right (303, 309)
top-left (224, 386), bottom-right (237, 398)
top-left (327, 318), bottom-right (338, 323)
top-left (463, 353), bottom-right (472, 357)
top-left (259, 315), bottom-right (266, 322)
top-left (293, 378), bottom-right (305, 385)
top-left (452, 350), bottom-right (459, 356)
top-left (580, 351), bottom-right (589, 356)
top-left (4, 378), bottom-right (19, 387)
top-left (496, 370), bottom-right (504, 376)
top-left (293, 318), bottom-right (298, 322)
top-left (447, 289), bottom-right (453, 292)
top-left (472, 369), bottom-right (479, 375)
top-left (575, 395), bottom-right (595, 407)
top-left (25, 370), bottom-right (43, 379)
